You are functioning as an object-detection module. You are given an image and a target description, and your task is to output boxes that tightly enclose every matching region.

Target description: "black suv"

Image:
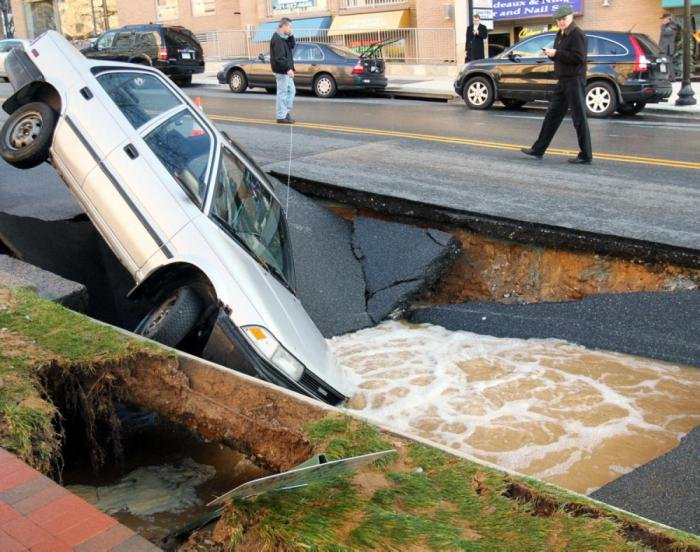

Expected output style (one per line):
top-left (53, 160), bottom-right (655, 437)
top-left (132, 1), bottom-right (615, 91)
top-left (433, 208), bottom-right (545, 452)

top-left (454, 31), bottom-right (672, 117)
top-left (82, 24), bottom-right (204, 86)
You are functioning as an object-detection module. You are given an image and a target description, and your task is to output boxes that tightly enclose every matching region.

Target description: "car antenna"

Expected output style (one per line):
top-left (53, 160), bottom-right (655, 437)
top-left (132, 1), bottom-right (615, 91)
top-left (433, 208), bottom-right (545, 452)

top-left (627, 24), bottom-right (637, 33)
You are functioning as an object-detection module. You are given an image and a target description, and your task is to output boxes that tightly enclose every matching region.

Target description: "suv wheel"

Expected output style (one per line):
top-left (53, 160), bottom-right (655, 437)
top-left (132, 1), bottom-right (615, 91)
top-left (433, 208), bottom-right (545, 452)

top-left (135, 286), bottom-right (203, 347)
top-left (0, 102), bottom-right (57, 169)
top-left (585, 81), bottom-right (617, 118)
top-left (463, 77), bottom-right (494, 110)
top-left (173, 75), bottom-right (193, 87)
top-left (617, 101), bottom-right (646, 116)
top-left (228, 69), bottom-right (247, 93)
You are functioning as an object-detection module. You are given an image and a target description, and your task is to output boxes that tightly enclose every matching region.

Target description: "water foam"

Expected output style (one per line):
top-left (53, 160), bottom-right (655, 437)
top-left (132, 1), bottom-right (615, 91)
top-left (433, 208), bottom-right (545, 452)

top-left (331, 321), bottom-right (700, 493)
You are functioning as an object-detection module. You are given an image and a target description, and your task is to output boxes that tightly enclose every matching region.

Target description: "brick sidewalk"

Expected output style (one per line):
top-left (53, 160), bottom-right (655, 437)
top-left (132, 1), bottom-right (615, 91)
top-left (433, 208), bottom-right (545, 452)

top-left (0, 448), bottom-right (157, 551)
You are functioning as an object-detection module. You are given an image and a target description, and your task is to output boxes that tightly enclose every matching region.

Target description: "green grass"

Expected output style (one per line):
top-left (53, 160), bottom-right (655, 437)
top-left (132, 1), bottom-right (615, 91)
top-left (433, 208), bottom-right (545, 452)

top-left (0, 287), bottom-right (165, 471)
top-left (219, 416), bottom-right (700, 551)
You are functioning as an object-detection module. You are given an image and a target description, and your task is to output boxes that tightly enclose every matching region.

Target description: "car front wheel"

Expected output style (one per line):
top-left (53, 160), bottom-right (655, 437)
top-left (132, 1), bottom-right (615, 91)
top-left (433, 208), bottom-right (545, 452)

top-left (314, 74), bottom-right (337, 98)
top-left (135, 287), bottom-right (203, 347)
top-left (463, 77), bottom-right (494, 110)
top-left (0, 102), bottom-right (56, 169)
top-left (228, 69), bottom-right (248, 93)
top-left (617, 101), bottom-right (646, 116)
top-left (585, 81), bottom-right (617, 118)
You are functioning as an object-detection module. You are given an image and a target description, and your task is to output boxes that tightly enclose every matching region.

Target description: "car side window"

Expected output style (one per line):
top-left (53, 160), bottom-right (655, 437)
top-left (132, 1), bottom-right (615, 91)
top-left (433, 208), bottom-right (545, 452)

top-left (145, 109), bottom-right (212, 207)
top-left (308, 45), bottom-right (323, 61)
top-left (96, 71), bottom-right (182, 129)
top-left (511, 35), bottom-right (555, 57)
top-left (135, 31), bottom-right (159, 50)
top-left (588, 36), bottom-right (627, 56)
top-left (293, 44), bottom-right (310, 62)
top-left (114, 32), bottom-right (134, 50)
top-left (96, 31), bottom-right (117, 51)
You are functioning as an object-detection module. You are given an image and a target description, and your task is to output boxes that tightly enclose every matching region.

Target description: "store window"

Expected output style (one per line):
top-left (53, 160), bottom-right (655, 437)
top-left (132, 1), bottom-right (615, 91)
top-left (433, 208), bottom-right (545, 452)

top-left (157, 0), bottom-right (179, 21)
top-left (192, 0), bottom-right (215, 16)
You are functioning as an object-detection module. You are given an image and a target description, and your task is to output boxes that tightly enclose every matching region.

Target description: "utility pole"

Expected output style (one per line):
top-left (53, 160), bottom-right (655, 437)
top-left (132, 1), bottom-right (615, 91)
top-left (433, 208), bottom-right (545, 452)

top-left (676, 0), bottom-right (697, 106)
top-left (1, 0), bottom-right (14, 38)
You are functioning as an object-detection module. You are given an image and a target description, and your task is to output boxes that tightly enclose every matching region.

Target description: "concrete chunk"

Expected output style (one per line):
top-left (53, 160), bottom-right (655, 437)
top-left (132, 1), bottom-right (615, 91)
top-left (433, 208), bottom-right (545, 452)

top-left (0, 254), bottom-right (88, 311)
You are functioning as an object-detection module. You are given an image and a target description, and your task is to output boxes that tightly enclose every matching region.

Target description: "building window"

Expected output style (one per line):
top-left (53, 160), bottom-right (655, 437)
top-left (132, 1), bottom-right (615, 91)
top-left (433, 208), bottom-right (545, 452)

top-left (192, 0), bottom-right (215, 16)
top-left (156, 0), bottom-right (179, 21)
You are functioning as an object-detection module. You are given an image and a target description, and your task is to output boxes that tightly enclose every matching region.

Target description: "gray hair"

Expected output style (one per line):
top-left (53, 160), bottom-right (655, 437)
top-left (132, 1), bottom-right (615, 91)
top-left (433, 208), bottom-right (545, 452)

top-left (279, 17), bottom-right (292, 27)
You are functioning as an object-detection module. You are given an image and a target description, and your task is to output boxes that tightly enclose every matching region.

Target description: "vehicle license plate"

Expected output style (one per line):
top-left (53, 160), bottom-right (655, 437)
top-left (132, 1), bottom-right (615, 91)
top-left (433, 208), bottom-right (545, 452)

top-left (181, 52), bottom-right (192, 59)
top-left (660, 63), bottom-right (667, 73)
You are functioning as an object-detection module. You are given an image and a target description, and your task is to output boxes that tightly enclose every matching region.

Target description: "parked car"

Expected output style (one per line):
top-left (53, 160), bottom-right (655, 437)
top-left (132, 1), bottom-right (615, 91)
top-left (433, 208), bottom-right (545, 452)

top-left (0, 39), bottom-right (30, 81)
top-left (0, 31), bottom-right (349, 405)
top-left (217, 41), bottom-right (389, 98)
top-left (82, 24), bottom-right (204, 87)
top-left (454, 31), bottom-right (673, 117)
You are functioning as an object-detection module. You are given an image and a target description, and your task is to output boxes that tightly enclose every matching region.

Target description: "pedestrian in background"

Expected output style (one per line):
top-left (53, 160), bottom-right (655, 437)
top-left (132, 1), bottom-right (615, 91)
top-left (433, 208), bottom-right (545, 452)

top-left (521, 4), bottom-right (592, 164)
top-left (466, 14), bottom-right (488, 62)
top-left (270, 17), bottom-right (296, 124)
top-left (659, 12), bottom-right (681, 81)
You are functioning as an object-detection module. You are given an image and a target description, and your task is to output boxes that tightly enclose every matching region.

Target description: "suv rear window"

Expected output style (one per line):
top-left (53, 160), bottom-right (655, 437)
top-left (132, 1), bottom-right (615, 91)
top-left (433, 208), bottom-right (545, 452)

top-left (633, 34), bottom-right (661, 56)
top-left (588, 36), bottom-right (628, 56)
top-left (165, 28), bottom-right (201, 51)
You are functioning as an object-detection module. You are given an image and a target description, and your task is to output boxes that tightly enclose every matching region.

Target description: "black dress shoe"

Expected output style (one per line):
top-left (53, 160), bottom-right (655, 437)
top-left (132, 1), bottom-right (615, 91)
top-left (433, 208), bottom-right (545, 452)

top-left (285, 114), bottom-right (296, 123)
top-left (521, 147), bottom-right (543, 159)
top-left (568, 157), bottom-right (592, 164)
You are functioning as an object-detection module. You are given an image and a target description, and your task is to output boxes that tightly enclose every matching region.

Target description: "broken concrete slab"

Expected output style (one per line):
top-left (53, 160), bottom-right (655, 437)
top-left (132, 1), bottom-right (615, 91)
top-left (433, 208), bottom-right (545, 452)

top-left (409, 291), bottom-right (700, 367)
top-left (271, 179), bottom-right (372, 337)
top-left (0, 254), bottom-right (88, 311)
top-left (352, 217), bottom-right (461, 323)
top-left (590, 426), bottom-right (700, 535)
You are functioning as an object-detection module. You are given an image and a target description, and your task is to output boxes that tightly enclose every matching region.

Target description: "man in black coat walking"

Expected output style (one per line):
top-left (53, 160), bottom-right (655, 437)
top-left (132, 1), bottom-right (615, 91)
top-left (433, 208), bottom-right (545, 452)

top-left (466, 14), bottom-right (488, 62)
top-left (521, 4), bottom-right (592, 164)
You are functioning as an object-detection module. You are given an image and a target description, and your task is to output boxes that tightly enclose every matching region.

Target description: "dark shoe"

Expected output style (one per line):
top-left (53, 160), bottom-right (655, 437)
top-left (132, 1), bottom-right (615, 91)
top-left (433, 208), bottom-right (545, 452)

top-left (285, 114), bottom-right (296, 124)
top-left (276, 118), bottom-right (293, 124)
top-left (568, 157), bottom-right (592, 164)
top-left (521, 147), bottom-right (543, 159)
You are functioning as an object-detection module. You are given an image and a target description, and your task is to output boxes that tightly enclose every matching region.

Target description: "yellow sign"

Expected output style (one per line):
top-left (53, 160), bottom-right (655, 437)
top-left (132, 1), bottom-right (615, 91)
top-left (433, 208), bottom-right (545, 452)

top-left (518, 24), bottom-right (557, 38)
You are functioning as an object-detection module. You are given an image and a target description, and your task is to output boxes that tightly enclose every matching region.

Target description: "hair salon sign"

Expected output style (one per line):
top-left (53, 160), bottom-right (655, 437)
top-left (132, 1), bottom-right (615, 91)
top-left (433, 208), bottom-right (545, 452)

top-left (493, 0), bottom-right (584, 21)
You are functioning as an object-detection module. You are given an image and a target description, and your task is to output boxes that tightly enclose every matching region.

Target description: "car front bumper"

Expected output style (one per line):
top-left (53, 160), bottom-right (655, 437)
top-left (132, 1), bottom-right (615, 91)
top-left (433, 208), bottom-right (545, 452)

top-left (620, 81), bottom-right (673, 104)
top-left (202, 308), bottom-right (347, 406)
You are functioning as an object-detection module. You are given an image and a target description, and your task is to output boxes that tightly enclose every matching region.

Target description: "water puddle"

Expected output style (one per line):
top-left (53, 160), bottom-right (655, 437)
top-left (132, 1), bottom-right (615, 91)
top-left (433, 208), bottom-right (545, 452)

top-left (63, 409), bottom-right (268, 544)
top-left (332, 321), bottom-right (700, 495)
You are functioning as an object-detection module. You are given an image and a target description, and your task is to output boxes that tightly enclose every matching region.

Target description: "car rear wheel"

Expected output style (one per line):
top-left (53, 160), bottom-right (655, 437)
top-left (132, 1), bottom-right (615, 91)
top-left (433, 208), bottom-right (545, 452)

top-left (463, 77), bottom-right (494, 110)
top-left (228, 69), bottom-right (247, 93)
top-left (502, 99), bottom-right (526, 109)
top-left (135, 286), bottom-right (203, 347)
top-left (173, 75), bottom-right (193, 87)
top-left (585, 81), bottom-right (617, 118)
top-left (616, 101), bottom-right (646, 116)
top-left (0, 102), bottom-right (56, 169)
top-left (314, 74), bottom-right (337, 98)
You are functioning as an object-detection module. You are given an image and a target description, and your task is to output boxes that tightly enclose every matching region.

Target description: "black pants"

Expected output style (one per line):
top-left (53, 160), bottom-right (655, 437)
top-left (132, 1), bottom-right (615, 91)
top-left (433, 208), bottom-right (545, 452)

top-left (532, 76), bottom-right (592, 160)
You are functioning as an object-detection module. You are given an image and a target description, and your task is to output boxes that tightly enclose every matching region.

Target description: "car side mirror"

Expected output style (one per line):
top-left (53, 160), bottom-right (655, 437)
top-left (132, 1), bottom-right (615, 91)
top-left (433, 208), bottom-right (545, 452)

top-left (258, 53), bottom-right (265, 61)
top-left (508, 51), bottom-right (520, 62)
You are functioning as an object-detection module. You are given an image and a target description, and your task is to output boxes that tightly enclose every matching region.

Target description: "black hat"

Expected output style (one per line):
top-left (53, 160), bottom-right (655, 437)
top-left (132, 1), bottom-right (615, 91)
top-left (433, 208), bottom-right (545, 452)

top-left (661, 12), bottom-right (673, 19)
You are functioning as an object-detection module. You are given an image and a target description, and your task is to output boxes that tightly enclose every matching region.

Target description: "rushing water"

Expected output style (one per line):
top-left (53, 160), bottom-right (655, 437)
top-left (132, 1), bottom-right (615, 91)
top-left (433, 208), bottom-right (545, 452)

top-left (331, 321), bottom-right (700, 495)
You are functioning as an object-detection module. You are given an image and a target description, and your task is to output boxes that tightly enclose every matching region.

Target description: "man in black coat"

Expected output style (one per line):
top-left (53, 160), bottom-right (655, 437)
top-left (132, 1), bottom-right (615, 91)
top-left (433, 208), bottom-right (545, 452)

top-left (270, 17), bottom-right (296, 124)
top-left (521, 4), bottom-right (592, 164)
top-left (466, 14), bottom-right (488, 62)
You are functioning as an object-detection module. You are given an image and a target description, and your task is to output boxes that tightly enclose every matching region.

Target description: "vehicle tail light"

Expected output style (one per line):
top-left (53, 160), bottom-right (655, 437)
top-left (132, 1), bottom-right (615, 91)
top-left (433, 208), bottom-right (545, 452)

top-left (352, 61), bottom-right (365, 75)
top-left (158, 47), bottom-right (168, 61)
top-left (629, 36), bottom-right (648, 73)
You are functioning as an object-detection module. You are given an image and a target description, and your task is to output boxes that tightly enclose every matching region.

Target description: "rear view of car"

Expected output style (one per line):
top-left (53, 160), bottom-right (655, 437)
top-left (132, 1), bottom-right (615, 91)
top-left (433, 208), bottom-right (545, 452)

top-left (82, 24), bottom-right (204, 86)
top-left (0, 39), bottom-right (30, 81)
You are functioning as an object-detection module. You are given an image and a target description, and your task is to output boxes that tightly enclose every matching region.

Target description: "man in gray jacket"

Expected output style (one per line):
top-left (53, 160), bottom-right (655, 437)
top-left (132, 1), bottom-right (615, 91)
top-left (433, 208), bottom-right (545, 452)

top-left (659, 12), bottom-right (680, 81)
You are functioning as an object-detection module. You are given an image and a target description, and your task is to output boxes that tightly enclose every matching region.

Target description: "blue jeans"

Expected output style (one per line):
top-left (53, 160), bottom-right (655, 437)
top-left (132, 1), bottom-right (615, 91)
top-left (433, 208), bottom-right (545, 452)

top-left (275, 73), bottom-right (295, 119)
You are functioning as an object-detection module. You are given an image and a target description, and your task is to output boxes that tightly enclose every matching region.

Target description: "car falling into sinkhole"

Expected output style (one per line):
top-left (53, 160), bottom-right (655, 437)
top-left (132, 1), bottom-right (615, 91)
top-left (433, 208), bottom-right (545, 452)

top-left (0, 31), bottom-right (349, 406)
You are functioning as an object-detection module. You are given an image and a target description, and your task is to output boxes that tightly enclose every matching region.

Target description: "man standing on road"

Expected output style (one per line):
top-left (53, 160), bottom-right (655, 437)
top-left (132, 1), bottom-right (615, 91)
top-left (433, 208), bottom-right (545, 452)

top-left (466, 14), bottom-right (488, 62)
top-left (521, 4), bottom-right (592, 164)
top-left (659, 13), bottom-right (680, 81)
top-left (270, 17), bottom-right (296, 124)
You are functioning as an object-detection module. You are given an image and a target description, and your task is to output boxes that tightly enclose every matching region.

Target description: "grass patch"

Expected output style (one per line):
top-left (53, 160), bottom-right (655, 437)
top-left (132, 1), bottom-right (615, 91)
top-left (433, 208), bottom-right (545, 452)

top-left (0, 287), bottom-right (165, 472)
top-left (218, 417), bottom-right (700, 551)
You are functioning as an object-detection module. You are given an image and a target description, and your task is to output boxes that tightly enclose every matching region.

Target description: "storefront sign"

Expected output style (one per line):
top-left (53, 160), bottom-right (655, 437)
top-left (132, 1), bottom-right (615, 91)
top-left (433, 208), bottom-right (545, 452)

top-left (473, 0), bottom-right (494, 30)
top-left (493, 0), bottom-right (583, 21)
top-left (271, 0), bottom-right (316, 10)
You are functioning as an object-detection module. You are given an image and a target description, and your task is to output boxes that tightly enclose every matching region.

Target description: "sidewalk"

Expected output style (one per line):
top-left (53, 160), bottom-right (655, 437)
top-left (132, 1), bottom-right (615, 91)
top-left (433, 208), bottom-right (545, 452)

top-left (0, 448), bottom-right (156, 551)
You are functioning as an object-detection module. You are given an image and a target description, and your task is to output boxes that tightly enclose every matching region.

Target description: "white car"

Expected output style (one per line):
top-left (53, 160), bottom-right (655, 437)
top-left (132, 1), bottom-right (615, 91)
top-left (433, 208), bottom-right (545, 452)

top-left (0, 31), bottom-right (349, 405)
top-left (0, 39), bottom-right (30, 80)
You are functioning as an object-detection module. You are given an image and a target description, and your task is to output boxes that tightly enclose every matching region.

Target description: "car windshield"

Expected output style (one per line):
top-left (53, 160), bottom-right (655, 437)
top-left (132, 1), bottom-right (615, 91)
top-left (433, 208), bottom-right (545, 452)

top-left (96, 71), bottom-right (182, 129)
top-left (209, 146), bottom-right (293, 289)
top-left (326, 44), bottom-right (360, 59)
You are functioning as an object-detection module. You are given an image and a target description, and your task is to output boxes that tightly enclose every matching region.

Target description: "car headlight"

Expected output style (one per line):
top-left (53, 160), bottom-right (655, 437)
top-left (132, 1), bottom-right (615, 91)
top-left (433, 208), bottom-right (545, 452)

top-left (242, 325), bottom-right (305, 382)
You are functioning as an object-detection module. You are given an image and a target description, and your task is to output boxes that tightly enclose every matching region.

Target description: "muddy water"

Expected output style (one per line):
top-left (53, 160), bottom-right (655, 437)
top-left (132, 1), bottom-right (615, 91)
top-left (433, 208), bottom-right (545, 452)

top-left (63, 409), bottom-right (268, 544)
top-left (331, 321), bottom-right (700, 495)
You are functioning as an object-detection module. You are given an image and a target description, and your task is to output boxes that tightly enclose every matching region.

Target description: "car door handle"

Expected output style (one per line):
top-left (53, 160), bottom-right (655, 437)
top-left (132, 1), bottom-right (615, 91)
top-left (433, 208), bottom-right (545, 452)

top-left (124, 144), bottom-right (139, 159)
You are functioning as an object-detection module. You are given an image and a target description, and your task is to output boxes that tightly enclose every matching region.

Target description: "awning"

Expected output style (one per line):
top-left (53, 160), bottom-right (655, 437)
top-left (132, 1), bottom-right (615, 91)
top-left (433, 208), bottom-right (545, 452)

top-left (328, 10), bottom-right (409, 36)
top-left (253, 16), bottom-right (332, 43)
top-left (661, 0), bottom-right (700, 6)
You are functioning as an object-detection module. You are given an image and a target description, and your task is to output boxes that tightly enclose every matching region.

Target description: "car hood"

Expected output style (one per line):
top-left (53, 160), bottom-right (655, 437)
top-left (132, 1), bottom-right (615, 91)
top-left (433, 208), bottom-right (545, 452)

top-left (196, 217), bottom-right (352, 396)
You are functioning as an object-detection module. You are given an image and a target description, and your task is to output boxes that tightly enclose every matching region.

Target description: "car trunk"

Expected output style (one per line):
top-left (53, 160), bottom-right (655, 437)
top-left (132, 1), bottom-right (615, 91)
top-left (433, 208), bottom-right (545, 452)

top-left (165, 27), bottom-right (204, 67)
top-left (633, 33), bottom-right (671, 81)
